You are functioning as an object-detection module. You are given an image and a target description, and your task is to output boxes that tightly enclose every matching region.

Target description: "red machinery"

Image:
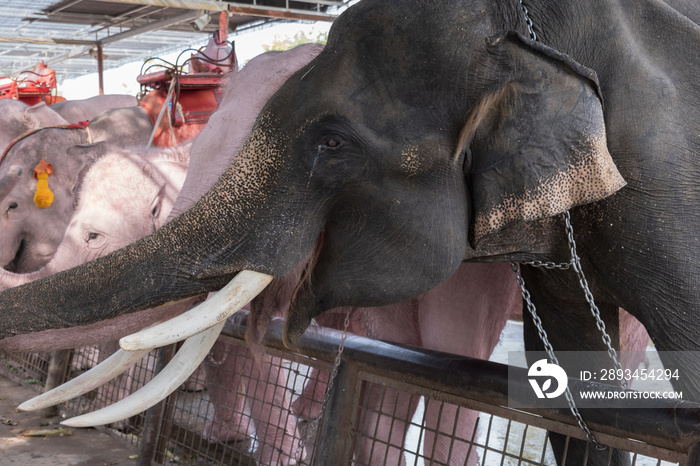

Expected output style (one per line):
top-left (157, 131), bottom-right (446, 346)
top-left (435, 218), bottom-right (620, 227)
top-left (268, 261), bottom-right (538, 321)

top-left (137, 18), bottom-right (236, 148)
top-left (0, 62), bottom-right (65, 106)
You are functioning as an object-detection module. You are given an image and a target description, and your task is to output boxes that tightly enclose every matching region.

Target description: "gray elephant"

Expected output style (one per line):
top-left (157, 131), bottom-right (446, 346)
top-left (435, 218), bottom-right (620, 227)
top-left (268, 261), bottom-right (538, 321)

top-left (49, 94), bottom-right (138, 124)
top-left (0, 100), bottom-right (67, 152)
top-left (0, 104), bottom-right (181, 273)
top-left (0, 1), bottom-right (696, 464)
top-left (0, 144), bottom-right (189, 289)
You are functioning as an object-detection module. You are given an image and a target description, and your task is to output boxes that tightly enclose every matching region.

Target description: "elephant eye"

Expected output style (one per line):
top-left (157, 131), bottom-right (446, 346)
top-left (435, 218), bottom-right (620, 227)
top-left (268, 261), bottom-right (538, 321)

top-left (318, 135), bottom-right (343, 151)
top-left (86, 232), bottom-right (99, 242)
top-left (6, 202), bottom-right (17, 212)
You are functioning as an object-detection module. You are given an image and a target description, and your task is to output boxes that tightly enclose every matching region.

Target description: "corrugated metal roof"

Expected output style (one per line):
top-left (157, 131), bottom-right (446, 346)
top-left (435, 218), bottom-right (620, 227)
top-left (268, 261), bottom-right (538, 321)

top-left (0, 0), bottom-right (345, 84)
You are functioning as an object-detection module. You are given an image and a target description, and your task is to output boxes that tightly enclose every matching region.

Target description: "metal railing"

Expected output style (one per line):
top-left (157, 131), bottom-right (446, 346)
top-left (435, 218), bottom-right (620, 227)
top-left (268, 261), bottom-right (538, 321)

top-left (2, 311), bottom-right (700, 465)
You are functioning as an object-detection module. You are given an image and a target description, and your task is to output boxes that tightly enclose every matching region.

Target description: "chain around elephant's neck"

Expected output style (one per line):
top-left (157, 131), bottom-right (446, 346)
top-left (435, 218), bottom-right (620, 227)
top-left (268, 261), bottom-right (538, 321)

top-left (512, 2), bottom-right (622, 451)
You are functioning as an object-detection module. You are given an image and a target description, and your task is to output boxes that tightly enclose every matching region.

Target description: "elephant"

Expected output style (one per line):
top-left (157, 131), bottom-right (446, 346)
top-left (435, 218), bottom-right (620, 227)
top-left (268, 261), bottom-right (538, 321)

top-left (0, 97), bottom-right (200, 274)
top-left (0, 100), bottom-right (68, 153)
top-left (49, 94), bottom-right (138, 124)
top-left (0, 1), bottom-right (694, 463)
top-left (0, 144), bottom-right (189, 289)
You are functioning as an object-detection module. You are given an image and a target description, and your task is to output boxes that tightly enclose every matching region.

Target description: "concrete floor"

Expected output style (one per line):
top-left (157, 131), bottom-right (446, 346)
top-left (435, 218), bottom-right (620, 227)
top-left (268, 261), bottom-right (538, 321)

top-left (0, 374), bottom-right (139, 466)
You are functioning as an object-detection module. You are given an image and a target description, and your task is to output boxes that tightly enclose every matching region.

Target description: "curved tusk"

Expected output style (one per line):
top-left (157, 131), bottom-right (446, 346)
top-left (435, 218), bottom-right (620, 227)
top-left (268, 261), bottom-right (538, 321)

top-left (61, 321), bottom-right (224, 428)
top-left (119, 270), bottom-right (273, 351)
top-left (18, 348), bottom-right (151, 411)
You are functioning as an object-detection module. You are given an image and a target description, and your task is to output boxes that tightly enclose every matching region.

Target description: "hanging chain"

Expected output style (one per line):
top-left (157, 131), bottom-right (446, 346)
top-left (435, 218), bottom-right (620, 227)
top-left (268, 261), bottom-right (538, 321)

top-left (519, 0), bottom-right (538, 41)
top-left (515, 2), bottom-right (625, 450)
top-left (296, 309), bottom-right (352, 458)
top-left (520, 212), bottom-right (627, 387)
top-left (511, 262), bottom-right (604, 449)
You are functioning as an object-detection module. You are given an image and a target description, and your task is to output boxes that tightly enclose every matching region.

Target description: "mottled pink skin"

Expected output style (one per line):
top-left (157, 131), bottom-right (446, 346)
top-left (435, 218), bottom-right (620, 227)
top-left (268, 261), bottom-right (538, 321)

top-left (50, 94), bottom-right (138, 124)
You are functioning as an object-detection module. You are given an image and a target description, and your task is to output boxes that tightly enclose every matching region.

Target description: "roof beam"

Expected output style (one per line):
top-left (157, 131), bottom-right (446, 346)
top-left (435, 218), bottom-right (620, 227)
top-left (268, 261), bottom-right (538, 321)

top-left (0, 35), bottom-right (95, 46)
top-left (100, 0), bottom-right (339, 21)
top-left (97, 9), bottom-right (205, 45)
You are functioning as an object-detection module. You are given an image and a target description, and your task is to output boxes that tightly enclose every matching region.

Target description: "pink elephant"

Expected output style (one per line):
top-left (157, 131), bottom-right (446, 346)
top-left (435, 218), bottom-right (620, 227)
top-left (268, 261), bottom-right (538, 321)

top-left (0, 99), bottom-right (67, 153)
top-left (49, 94), bottom-right (138, 124)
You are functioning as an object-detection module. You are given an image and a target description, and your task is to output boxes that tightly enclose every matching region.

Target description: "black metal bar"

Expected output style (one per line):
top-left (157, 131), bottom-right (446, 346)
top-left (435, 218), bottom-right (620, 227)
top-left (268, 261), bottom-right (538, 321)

top-left (138, 344), bottom-right (177, 466)
top-left (223, 311), bottom-right (700, 455)
top-left (312, 359), bottom-right (361, 466)
top-left (40, 349), bottom-right (71, 418)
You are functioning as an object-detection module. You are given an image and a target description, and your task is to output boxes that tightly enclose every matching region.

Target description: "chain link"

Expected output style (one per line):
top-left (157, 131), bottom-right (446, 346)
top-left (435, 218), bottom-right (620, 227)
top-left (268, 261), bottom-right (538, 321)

top-left (519, 0), bottom-right (538, 41)
top-left (562, 211), bottom-right (627, 387)
top-left (296, 309), bottom-right (352, 458)
top-left (511, 262), bottom-right (604, 449)
top-left (516, 2), bottom-right (623, 451)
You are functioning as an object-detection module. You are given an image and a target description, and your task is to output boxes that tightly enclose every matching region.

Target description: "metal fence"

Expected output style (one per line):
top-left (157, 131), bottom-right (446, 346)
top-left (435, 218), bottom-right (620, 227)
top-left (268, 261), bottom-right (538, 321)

top-left (2, 311), bottom-right (700, 465)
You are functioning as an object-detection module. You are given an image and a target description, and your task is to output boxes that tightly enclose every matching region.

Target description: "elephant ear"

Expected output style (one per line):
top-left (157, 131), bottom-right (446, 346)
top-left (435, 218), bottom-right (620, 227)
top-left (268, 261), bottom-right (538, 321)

top-left (462, 32), bottom-right (626, 246)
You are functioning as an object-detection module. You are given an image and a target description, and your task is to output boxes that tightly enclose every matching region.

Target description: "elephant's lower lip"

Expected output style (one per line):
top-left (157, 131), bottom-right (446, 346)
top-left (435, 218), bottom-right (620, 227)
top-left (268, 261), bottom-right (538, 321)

top-left (3, 239), bottom-right (25, 272)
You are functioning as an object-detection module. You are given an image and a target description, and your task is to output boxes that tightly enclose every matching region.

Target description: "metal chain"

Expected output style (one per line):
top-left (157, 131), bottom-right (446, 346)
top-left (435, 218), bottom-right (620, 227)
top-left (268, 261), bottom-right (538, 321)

top-left (562, 211), bottom-right (627, 388)
top-left (511, 262), bottom-right (605, 449)
top-left (520, 212), bottom-right (627, 388)
top-left (515, 2), bottom-right (624, 449)
top-left (519, 0), bottom-right (538, 41)
top-left (296, 309), bottom-right (352, 458)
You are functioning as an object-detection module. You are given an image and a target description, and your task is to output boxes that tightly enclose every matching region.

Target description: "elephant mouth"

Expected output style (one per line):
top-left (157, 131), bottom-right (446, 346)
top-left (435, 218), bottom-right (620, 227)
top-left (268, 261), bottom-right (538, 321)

top-left (3, 239), bottom-right (26, 272)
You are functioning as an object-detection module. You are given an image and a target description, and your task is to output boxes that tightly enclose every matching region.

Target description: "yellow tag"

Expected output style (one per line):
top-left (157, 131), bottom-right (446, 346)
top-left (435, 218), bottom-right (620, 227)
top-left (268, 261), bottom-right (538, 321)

top-left (34, 172), bottom-right (54, 208)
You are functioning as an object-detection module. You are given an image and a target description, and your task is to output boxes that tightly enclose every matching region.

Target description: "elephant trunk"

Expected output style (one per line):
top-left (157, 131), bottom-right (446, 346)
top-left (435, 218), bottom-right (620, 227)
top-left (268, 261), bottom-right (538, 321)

top-left (0, 165), bottom-right (22, 202)
top-left (0, 128), bottom-right (321, 340)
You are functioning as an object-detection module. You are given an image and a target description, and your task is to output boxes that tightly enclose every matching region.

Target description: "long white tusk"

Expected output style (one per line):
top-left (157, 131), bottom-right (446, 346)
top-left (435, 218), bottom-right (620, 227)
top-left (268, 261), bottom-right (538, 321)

top-left (119, 270), bottom-right (273, 351)
top-left (61, 321), bottom-right (224, 427)
top-left (18, 348), bottom-right (151, 411)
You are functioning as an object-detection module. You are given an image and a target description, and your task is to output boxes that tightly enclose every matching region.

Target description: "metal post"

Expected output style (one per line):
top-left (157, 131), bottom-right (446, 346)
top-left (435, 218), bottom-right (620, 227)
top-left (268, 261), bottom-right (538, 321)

top-left (96, 43), bottom-right (104, 95)
top-left (39, 349), bottom-right (71, 418)
top-left (313, 360), bottom-right (361, 466)
top-left (218, 11), bottom-right (227, 41)
top-left (137, 344), bottom-right (176, 466)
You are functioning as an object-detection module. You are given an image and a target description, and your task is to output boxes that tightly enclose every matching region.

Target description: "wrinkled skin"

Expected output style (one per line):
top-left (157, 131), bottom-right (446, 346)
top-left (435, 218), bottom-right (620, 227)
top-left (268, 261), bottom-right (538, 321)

top-left (49, 94), bottom-right (138, 124)
top-left (0, 105), bottom-right (171, 274)
top-left (0, 100), bottom-right (67, 153)
top-left (0, 127), bottom-right (101, 272)
top-left (0, 146), bottom-right (189, 289)
top-left (0, 2), bottom-right (698, 465)
top-left (85, 106), bottom-right (153, 148)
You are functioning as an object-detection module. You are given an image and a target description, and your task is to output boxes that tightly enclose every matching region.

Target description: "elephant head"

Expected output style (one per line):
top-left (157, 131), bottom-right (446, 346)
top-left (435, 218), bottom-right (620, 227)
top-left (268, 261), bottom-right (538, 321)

top-left (0, 0), bottom-right (624, 346)
top-left (0, 100), bottom-right (68, 153)
top-left (0, 127), bottom-right (107, 272)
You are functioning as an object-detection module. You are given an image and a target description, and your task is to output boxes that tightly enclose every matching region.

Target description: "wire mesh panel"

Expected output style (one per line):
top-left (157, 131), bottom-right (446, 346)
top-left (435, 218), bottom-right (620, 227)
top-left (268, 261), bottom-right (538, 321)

top-left (1, 314), bottom-right (698, 466)
top-left (150, 335), bottom-right (331, 466)
top-left (1, 350), bottom-right (51, 386)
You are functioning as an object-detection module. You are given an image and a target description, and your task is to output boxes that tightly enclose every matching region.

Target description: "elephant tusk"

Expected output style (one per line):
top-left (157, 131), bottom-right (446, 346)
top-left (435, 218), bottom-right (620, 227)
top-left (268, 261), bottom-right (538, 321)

top-left (60, 321), bottom-right (224, 428)
top-left (18, 348), bottom-right (151, 411)
top-left (119, 270), bottom-right (273, 351)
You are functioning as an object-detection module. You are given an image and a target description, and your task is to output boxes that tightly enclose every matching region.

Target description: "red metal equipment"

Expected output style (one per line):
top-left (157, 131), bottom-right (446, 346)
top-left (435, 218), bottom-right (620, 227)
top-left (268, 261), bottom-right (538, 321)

top-left (136, 18), bottom-right (236, 148)
top-left (0, 62), bottom-right (65, 106)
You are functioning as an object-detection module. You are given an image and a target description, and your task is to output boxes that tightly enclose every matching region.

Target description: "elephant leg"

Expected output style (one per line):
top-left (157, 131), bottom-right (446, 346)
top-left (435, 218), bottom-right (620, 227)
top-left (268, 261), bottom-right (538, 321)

top-left (521, 266), bottom-right (630, 466)
top-left (291, 366), bottom-right (328, 420)
top-left (203, 340), bottom-right (252, 443)
top-left (422, 399), bottom-right (479, 466)
top-left (353, 383), bottom-right (419, 466)
top-left (246, 353), bottom-right (305, 466)
top-left (417, 262), bottom-right (518, 465)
